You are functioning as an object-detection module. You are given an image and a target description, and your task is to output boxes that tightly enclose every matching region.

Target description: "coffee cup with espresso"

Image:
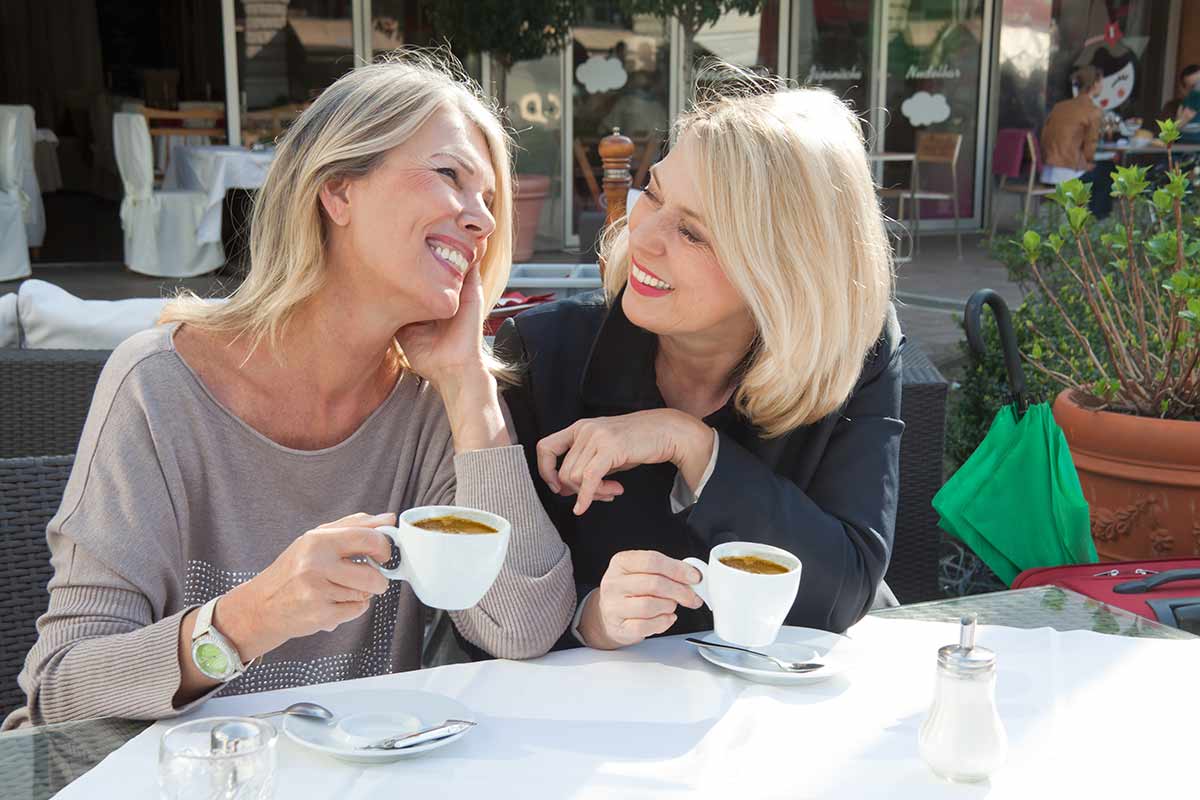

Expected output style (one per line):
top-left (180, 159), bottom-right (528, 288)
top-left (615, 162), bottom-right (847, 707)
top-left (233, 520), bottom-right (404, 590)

top-left (684, 542), bottom-right (802, 647)
top-left (365, 505), bottom-right (510, 610)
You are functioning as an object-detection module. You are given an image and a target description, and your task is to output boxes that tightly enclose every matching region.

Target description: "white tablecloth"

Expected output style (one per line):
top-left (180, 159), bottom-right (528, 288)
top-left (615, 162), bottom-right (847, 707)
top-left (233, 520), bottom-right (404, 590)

top-left (161, 145), bottom-right (275, 245)
top-left (52, 617), bottom-right (1200, 799)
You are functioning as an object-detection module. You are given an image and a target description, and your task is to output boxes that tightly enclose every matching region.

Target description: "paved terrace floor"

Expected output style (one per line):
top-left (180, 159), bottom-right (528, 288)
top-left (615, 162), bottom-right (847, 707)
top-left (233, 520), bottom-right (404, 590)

top-left (2, 232), bottom-right (1025, 379)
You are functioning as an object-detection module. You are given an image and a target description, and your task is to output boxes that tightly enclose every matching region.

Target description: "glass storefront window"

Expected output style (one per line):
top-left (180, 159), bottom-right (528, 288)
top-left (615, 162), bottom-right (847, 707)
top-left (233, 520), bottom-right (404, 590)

top-left (234, 0), bottom-right (355, 146)
top-left (881, 0), bottom-right (987, 221)
top-left (505, 53), bottom-right (566, 256)
top-left (572, 7), bottom-right (671, 244)
top-left (793, 0), bottom-right (874, 115)
top-left (693, 0), bottom-right (782, 75)
top-left (1045, 1), bottom-right (1173, 125)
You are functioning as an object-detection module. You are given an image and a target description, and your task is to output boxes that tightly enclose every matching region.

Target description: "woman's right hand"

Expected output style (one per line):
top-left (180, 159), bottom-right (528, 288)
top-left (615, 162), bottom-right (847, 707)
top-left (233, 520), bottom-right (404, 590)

top-left (216, 512), bottom-right (396, 660)
top-left (577, 550), bottom-right (703, 650)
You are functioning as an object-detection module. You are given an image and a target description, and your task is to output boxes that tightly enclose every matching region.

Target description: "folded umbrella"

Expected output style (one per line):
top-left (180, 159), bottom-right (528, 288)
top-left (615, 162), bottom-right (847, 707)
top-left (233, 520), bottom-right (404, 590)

top-left (934, 290), bottom-right (1097, 586)
top-left (936, 402), bottom-right (1095, 585)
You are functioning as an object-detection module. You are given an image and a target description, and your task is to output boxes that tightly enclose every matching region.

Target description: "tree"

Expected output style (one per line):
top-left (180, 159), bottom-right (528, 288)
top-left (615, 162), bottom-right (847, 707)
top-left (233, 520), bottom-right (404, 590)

top-left (421, 0), bottom-right (579, 104)
top-left (620, 0), bottom-right (767, 101)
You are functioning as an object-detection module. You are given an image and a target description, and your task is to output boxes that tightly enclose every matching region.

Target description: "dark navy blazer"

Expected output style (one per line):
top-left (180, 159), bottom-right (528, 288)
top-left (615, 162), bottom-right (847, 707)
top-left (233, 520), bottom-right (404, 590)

top-left (494, 290), bottom-right (903, 642)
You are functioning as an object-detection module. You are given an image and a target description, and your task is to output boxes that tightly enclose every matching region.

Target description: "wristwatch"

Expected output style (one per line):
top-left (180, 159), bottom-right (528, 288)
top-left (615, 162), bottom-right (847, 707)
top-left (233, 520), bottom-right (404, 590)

top-left (191, 597), bottom-right (251, 682)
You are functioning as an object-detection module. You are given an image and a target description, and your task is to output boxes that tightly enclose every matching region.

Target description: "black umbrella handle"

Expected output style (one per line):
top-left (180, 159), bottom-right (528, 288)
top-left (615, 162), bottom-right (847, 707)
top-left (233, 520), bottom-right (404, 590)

top-left (965, 289), bottom-right (1029, 419)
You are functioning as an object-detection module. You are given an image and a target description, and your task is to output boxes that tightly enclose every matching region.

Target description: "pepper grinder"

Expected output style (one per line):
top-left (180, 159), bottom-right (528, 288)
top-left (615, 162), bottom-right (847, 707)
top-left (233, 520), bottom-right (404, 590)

top-left (917, 615), bottom-right (1007, 782)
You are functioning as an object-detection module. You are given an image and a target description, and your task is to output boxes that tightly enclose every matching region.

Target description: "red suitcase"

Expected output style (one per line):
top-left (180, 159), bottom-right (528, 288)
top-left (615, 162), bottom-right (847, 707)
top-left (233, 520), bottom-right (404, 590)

top-left (1012, 559), bottom-right (1200, 635)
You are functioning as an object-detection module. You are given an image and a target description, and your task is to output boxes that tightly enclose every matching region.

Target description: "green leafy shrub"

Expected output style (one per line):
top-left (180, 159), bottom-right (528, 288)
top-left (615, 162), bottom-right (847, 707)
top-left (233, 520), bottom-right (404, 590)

top-left (949, 122), bottom-right (1200, 471)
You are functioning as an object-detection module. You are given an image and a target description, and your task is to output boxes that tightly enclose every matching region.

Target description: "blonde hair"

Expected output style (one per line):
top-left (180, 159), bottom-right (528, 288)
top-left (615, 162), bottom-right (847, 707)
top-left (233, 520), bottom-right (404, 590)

top-left (602, 79), bottom-right (893, 437)
top-left (160, 51), bottom-right (514, 370)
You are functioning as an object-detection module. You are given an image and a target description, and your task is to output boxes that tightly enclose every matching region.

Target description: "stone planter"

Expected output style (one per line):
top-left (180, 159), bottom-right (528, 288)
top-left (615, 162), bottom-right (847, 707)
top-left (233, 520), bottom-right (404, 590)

top-left (1052, 389), bottom-right (1200, 561)
top-left (512, 174), bottom-right (551, 262)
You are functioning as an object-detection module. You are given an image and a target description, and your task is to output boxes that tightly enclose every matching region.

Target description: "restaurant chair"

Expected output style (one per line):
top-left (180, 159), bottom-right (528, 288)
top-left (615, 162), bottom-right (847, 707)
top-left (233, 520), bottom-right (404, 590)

top-left (112, 113), bottom-right (224, 277)
top-left (0, 109), bottom-right (32, 281)
top-left (138, 106), bottom-right (226, 180)
top-left (989, 129), bottom-right (1057, 237)
top-left (0, 106), bottom-right (45, 258)
top-left (880, 132), bottom-right (964, 259)
top-left (0, 455), bottom-right (72, 719)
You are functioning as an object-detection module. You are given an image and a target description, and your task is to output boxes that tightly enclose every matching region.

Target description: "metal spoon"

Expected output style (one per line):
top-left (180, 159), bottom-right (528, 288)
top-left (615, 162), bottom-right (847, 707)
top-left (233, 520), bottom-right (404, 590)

top-left (250, 702), bottom-right (335, 723)
top-left (362, 719), bottom-right (476, 751)
top-left (685, 637), bottom-right (824, 673)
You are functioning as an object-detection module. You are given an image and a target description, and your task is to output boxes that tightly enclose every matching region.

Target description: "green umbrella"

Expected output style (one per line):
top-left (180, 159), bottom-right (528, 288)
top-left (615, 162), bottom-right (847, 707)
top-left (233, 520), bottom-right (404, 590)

top-left (933, 291), bottom-right (1097, 586)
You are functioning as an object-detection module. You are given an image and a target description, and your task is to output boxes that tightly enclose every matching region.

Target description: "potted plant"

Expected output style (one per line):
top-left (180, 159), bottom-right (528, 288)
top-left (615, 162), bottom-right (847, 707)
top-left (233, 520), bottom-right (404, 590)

top-left (1017, 120), bottom-right (1200, 560)
top-left (422, 0), bottom-right (578, 260)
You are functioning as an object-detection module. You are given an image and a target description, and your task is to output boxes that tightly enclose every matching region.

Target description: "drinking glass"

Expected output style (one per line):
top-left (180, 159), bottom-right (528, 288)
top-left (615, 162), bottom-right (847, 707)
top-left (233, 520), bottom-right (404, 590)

top-left (159, 717), bottom-right (277, 800)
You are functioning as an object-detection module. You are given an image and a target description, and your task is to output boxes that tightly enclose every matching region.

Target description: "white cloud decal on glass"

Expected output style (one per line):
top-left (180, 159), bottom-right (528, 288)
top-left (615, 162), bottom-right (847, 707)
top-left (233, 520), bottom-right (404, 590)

top-left (901, 91), bottom-right (951, 127)
top-left (576, 56), bottom-right (628, 94)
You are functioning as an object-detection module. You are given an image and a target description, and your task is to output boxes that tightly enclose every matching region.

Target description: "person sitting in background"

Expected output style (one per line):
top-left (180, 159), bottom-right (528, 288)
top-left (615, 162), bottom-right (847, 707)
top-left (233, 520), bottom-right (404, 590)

top-left (1173, 64), bottom-right (1200, 143)
top-left (1040, 65), bottom-right (1113, 219)
top-left (1159, 64), bottom-right (1199, 122)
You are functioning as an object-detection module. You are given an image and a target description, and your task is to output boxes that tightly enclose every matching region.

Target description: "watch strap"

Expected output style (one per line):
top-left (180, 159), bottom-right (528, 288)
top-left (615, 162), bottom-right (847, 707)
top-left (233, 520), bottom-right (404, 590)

top-left (193, 597), bottom-right (250, 679)
top-left (194, 597), bottom-right (218, 642)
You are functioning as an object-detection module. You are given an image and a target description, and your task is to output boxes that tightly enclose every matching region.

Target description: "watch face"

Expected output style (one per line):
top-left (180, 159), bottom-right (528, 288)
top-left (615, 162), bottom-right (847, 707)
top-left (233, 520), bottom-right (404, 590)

top-left (196, 641), bottom-right (230, 677)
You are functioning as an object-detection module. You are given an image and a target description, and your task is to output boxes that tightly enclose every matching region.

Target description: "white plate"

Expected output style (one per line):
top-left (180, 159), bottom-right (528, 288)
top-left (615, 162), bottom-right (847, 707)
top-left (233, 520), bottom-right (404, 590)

top-left (694, 627), bottom-right (860, 685)
top-left (282, 689), bottom-right (474, 764)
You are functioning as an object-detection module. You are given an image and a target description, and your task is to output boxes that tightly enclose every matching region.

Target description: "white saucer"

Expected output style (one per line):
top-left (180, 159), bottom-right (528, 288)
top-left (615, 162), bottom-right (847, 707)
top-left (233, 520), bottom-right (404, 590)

top-left (282, 689), bottom-right (474, 764)
top-left (694, 627), bottom-right (860, 685)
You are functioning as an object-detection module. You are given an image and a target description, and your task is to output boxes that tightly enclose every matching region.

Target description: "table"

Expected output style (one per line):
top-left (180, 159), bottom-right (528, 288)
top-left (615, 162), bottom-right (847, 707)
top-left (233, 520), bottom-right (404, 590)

top-left (161, 145), bottom-right (276, 245)
top-left (3, 586), bottom-right (1192, 799)
top-left (1097, 141), bottom-right (1200, 161)
top-left (869, 151), bottom-right (917, 263)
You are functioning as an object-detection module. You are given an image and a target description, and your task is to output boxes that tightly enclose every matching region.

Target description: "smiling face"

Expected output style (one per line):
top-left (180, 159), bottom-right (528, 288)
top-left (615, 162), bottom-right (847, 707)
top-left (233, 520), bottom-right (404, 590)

top-left (1094, 62), bottom-right (1135, 110)
top-left (322, 104), bottom-right (498, 321)
top-left (622, 132), bottom-right (753, 340)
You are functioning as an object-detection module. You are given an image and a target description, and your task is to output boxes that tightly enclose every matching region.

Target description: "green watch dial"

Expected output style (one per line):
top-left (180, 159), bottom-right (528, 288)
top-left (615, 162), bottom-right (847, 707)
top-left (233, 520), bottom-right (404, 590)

top-left (196, 642), bottom-right (230, 676)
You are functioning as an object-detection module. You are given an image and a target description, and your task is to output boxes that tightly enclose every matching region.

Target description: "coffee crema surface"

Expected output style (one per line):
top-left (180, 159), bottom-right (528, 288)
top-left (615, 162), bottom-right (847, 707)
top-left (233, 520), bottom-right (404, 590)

top-left (718, 555), bottom-right (790, 575)
top-left (412, 516), bottom-right (498, 534)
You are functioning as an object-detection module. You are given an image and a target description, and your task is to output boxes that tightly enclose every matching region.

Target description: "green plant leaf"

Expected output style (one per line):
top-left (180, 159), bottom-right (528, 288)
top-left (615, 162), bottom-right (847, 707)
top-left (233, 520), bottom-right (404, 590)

top-left (1158, 118), bottom-right (1182, 145)
top-left (1153, 189), bottom-right (1175, 215)
top-left (1022, 230), bottom-right (1042, 261)
top-left (1111, 165), bottom-right (1150, 199)
top-left (1068, 206), bottom-right (1090, 233)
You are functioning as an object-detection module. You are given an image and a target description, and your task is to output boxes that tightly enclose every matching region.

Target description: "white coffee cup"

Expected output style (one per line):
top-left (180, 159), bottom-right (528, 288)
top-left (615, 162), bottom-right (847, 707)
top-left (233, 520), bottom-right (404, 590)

top-left (683, 542), bottom-right (802, 648)
top-left (366, 505), bottom-right (510, 610)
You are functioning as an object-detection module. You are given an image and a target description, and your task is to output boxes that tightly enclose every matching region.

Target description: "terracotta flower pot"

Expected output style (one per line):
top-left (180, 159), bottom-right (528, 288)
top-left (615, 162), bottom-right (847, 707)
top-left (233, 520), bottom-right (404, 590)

top-left (1052, 389), bottom-right (1200, 561)
top-left (512, 174), bottom-right (551, 262)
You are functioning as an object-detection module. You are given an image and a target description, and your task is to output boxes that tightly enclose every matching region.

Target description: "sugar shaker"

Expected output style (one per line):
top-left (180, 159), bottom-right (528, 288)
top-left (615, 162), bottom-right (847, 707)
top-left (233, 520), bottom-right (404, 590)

top-left (917, 615), bottom-right (1007, 782)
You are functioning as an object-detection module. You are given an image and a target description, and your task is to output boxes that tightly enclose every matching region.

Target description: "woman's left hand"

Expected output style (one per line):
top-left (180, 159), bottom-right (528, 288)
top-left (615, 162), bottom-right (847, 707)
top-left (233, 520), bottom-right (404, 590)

top-left (396, 265), bottom-right (488, 391)
top-left (397, 267), bottom-right (509, 452)
top-left (537, 409), bottom-right (714, 515)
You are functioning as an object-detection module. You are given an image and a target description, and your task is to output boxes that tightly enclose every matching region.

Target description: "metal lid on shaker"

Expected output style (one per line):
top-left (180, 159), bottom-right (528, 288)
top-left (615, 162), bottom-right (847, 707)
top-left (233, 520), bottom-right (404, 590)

top-left (937, 615), bottom-right (996, 674)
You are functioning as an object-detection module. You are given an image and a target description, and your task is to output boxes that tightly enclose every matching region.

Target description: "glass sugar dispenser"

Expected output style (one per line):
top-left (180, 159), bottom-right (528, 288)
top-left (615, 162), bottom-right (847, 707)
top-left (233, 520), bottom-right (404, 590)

top-left (917, 615), bottom-right (1007, 782)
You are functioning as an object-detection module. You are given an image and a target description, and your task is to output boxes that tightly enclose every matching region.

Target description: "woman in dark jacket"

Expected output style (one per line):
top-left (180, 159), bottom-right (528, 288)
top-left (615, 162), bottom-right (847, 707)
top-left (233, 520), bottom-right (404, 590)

top-left (497, 84), bottom-right (901, 650)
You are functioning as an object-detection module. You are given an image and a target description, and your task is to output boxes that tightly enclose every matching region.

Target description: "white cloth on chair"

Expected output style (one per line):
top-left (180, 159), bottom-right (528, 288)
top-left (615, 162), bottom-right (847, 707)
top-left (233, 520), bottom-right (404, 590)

top-left (112, 113), bottom-right (224, 277)
top-left (0, 105), bottom-right (46, 249)
top-left (0, 109), bottom-right (31, 281)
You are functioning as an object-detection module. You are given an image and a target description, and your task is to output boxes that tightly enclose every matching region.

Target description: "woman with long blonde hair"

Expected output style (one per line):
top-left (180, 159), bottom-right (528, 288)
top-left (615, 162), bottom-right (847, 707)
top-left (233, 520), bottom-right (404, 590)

top-left (6, 53), bottom-right (574, 728)
top-left (495, 78), bottom-right (899, 650)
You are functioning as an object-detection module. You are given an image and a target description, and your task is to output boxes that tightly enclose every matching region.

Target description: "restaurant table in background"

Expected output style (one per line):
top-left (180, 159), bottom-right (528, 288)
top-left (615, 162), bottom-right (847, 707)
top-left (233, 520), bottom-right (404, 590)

top-left (3, 586), bottom-right (1193, 800)
top-left (161, 145), bottom-right (276, 246)
top-left (1097, 141), bottom-right (1200, 161)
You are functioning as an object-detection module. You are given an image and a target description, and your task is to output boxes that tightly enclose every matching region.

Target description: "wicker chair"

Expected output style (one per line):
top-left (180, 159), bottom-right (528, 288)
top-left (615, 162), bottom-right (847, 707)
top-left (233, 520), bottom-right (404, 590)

top-left (0, 455), bottom-right (72, 719)
top-left (890, 343), bottom-right (949, 603)
top-left (0, 349), bottom-right (108, 459)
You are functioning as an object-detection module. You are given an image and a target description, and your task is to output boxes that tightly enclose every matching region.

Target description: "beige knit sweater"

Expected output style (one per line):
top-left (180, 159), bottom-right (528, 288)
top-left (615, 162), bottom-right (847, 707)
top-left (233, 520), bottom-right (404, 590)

top-left (4, 326), bottom-right (575, 728)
